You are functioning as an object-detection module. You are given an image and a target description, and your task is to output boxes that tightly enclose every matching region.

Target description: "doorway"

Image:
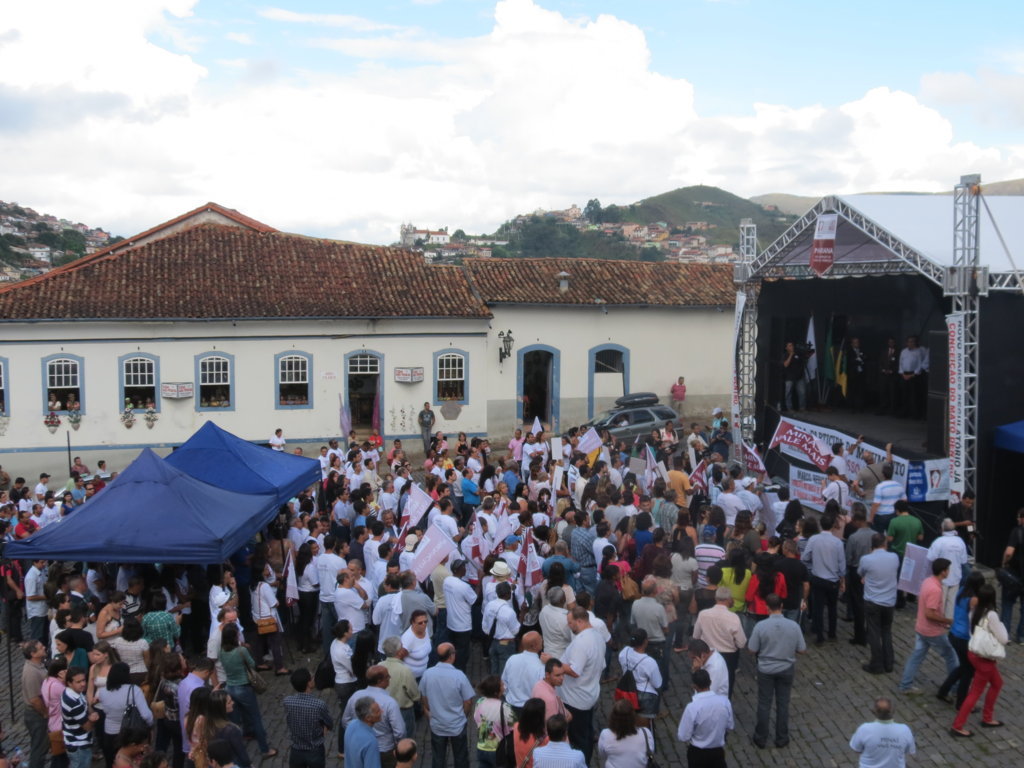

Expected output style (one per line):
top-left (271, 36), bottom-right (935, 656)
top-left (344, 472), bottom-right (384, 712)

top-left (346, 352), bottom-right (381, 430)
top-left (518, 345), bottom-right (560, 430)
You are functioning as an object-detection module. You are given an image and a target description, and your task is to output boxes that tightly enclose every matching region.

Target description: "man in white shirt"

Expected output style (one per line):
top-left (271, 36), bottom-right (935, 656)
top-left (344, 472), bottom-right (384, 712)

top-left (677, 668), bottom-right (734, 766)
top-left (716, 478), bottom-right (746, 526)
top-left (482, 582), bottom-right (521, 676)
top-left (501, 632), bottom-right (545, 714)
top-left (33, 473), bottom-right (50, 501)
top-left (539, 588), bottom-right (573, 659)
top-left (533, 714), bottom-right (586, 768)
top-left (269, 428), bottom-right (286, 451)
top-left (24, 558), bottom-right (49, 644)
top-left (318, 446), bottom-right (331, 480)
top-left (372, 575), bottom-right (405, 653)
top-left (559, 606), bottom-right (606, 763)
top-left (687, 638), bottom-right (730, 698)
top-left (378, 481), bottom-right (399, 515)
top-left (317, 535), bottom-right (348, 655)
top-left (434, 500), bottom-right (461, 542)
top-left (821, 466), bottom-right (851, 510)
top-left (38, 496), bottom-right (61, 527)
top-left (927, 518), bottom-right (969, 617)
top-left (442, 560), bottom-right (477, 672)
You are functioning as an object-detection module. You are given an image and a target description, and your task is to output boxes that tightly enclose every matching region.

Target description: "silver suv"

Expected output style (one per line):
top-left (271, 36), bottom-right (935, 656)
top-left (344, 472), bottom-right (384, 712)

top-left (582, 393), bottom-right (678, 442)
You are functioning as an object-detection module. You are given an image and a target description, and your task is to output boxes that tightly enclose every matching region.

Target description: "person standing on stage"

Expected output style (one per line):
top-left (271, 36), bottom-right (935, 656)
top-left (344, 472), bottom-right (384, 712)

top-left (781, 342), bottom-right (809, 412)
top-left (879, 337), bottom-right (900, 415)
top-left (898, 336), bottom-right (927, 419)
top-left (847, 337), bottom-right (867, 412)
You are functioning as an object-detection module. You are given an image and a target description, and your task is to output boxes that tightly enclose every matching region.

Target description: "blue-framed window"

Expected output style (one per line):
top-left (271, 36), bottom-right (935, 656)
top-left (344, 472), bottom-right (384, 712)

top-left (42, 353), bottom-right (85, 414)
top-left (119, 353), bottom-right (160, 411)
top-left (195, 352), bottom-right (234, 411)
top-left (276, 351), bottom-right (313, 409)
top-left (587, 343), bottom-right (630, 419)
top-left (434, 349), bottom-right (468, 405)
top-left (0, 357), bottom-right (8, 416)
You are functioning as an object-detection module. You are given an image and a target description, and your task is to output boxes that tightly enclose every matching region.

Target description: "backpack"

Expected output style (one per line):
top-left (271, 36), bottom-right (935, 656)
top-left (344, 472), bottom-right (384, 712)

top-left (314, 654), bottom-right (336, 691)
top-left (613, 658), bottom-right (641, 710)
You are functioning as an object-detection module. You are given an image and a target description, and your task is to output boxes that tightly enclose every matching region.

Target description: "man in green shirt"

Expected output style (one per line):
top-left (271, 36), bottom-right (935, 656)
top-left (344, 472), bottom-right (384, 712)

top-left (886, 501), bottom-right (923, 609)
top-left (141, 592), bottom-right (181, 649)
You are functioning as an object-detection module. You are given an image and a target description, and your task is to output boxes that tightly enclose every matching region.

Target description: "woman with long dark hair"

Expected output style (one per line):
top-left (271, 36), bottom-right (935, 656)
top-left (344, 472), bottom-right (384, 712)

top-left (294, 541), bottom-right (320, 653)
top-left (720, 547), bottom-right (751, 615)
top-left (950, 583), bottom-right (1009, 736)
top-left (350, 628), bottom-right (378, 687)
top-left (745, 552), bottom-right (788, 635)
top-left (152, 652), bottom-right (186, 768)
top-left (217, 624), bottom-right (276, 758)
top-left (598, 698), bottom-right (654, 768)
top-left (95, 663), bottom-right (152, 768)
top-left (775, 500), bottom-right (804, 541)
top-left (938, 570), bottom-right (985, 709)
top-left (513, 697), bottom-right (548, 768)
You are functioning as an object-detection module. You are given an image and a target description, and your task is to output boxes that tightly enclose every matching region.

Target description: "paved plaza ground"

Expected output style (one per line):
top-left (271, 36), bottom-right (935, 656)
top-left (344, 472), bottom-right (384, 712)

top-left (2, 595), bottom-right (1022, 768)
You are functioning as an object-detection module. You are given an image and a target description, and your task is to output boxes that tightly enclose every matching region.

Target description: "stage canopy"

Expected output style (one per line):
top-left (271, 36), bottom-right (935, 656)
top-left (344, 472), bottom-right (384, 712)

top-left (165, 421), bottom-right (320, 504)
top-left (4, 449), bottom-right (279, 563)
top-left (995, 420), bottom-right (1024, 454)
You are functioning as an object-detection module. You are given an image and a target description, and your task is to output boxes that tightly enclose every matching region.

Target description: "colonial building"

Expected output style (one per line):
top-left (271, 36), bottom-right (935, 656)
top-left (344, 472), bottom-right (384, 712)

top-left (0, 203), bottom-right (734, 475)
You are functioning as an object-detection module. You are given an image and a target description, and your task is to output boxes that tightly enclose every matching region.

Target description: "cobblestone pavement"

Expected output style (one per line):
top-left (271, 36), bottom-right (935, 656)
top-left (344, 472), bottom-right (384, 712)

top-left (3, 601), bottom-right (1022, 767)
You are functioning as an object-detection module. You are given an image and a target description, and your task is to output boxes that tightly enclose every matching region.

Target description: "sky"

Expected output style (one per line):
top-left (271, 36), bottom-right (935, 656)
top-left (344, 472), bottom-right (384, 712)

top-left (2, 0), bottom-right (1023, 244)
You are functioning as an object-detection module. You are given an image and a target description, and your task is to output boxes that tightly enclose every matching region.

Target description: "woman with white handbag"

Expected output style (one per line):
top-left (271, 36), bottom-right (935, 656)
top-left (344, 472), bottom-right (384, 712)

top-left (950, 584), bottom-right (1008, 737)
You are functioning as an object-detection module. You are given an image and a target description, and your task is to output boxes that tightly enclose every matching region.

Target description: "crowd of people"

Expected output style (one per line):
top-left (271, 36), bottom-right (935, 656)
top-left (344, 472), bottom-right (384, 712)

top-left (0, 412), bottom-right (1020, 768)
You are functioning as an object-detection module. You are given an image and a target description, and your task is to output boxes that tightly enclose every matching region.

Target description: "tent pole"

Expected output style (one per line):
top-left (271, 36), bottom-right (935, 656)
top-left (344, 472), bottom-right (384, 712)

top-left (67, 431), bottom-right (73, 476)
top-left (6, 633), bottom-right (14, 716)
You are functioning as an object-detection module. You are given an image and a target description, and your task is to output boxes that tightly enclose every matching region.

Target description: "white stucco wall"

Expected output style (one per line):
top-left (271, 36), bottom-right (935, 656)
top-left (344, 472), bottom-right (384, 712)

top-left (0, 304), bottom-right (733, 478)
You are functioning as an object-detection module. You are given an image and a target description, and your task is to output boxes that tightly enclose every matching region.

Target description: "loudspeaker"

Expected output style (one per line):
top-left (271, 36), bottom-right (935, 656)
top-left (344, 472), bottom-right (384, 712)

top-left (926, 392), bottom-right (946, 455)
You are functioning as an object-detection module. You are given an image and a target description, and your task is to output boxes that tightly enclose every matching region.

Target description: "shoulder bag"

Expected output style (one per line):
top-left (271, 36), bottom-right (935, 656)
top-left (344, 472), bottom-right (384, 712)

top-left (494, 698), bottom-right (516, 768)
top-left (255, 585), bottom-right (277, 635)
top-left (120, 685), bottom-right (150, 734)
top-left (968, 615), bottom-right (1006, 660)
top-left (240, 649), bottom-right (269, 694)
top-left (642, 727), bottom-right (660, 768)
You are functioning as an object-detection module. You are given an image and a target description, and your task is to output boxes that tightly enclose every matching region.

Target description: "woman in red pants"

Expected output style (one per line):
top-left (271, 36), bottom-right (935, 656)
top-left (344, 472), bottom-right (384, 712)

top-left (950, 584), bottom-right (1009, 737)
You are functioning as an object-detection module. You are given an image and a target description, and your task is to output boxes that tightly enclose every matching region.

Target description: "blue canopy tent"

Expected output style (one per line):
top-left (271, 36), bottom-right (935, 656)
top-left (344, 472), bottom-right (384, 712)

top-left (994, 420), bottom-right (1024, 453)
top-left (165, 421), bottom-right (321, 504)
top-left (4, 449), bottom-right (279, 563)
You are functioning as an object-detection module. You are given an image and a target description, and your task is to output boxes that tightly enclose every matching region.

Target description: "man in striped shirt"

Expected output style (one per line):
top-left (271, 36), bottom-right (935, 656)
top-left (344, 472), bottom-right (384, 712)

top-left (61, 666), bottom-right (98, 768)
top-left (869, 465), bottom-right (906, 534)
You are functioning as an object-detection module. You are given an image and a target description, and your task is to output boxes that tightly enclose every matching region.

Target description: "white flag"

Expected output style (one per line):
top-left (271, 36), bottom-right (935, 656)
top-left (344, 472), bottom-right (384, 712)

top-left (410, 524), bottom-right (457, 582)
top-left (402, 485), bottom-right (433, 531)
top-left (576, 427), bottom-right (602, 456)
top-left (804, 316), bottom-right (817, 381)
top-left (531, 416), bottom-right (543, 435)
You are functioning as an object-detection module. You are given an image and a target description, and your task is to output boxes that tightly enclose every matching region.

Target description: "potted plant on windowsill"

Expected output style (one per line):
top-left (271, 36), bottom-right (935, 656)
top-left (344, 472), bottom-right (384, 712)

top-left (120, 399), bottom-right (136, 429)
top-left (44, 411), bottom-right (61, 434)
top-left (66, 408), bottom-right (82, 431)
top-left (144, 406), bottom-right (158, 429)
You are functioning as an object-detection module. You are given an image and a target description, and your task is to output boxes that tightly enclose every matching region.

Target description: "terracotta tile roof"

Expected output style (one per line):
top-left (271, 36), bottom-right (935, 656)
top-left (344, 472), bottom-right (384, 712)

top-left (0, 202), bottom-right (278, 296)
top-left (0, 224), bottom-right (490, 320)
top-left (461, 258), bottom-right (735, 307)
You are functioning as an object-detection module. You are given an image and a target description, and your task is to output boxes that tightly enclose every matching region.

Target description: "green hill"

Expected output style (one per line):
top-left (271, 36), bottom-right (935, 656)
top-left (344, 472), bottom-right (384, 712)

top-left (624, 185), bottom-right (798, 246)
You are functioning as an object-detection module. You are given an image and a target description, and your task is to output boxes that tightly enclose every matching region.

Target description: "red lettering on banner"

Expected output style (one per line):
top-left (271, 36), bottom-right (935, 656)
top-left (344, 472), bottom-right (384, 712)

top-left (770, 421), bottom-right (832, 471)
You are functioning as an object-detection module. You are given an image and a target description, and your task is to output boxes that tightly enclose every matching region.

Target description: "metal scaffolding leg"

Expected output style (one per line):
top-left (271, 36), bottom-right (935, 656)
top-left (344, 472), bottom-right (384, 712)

top-left (950, 174), bottom-right (981, 495)
top-left (736, 219), bottom-right (759, 447)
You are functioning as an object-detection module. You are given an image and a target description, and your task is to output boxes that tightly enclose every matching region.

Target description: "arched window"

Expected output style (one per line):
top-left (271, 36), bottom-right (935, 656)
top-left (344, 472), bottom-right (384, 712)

top-left (435, 351), bottom-right (467, 404)
top-left (196, 353), bottom-right (233, 410)
top-left (45, 355), bottom-right (83, 412)
top-left (277, 352), bottom-right (312, 408)
top-left (121, 355), bottom-right (158, 410)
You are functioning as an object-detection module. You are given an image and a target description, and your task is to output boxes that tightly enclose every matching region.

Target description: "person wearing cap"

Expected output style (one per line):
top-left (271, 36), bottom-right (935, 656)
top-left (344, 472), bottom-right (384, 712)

top-left (484, 560), bottom-right (515, 604)
top-left (736, 477), bottom-right (761, 517)
top-left (483, 581), bottom-right (521, 675)
top-left (398, 534), bottom-right (419, 573)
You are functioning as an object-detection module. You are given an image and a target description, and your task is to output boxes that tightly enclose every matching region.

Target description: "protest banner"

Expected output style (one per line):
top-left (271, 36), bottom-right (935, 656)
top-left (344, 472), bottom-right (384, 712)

top-left (771, 415), bottom-right (909, 484)
top-left (897, 544), bottom-right (930, 596)
top-left (577, 427), bottom-right (602, 456)
top-left (401, 485), bottom-right (433, 530)
top-left (411, 524), bottom-right (457, 582)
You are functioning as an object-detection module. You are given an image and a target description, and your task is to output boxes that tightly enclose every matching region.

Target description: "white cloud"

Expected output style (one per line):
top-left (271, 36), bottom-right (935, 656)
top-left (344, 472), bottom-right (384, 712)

top-left (1, 0), bottom-right (1022, 245)
top-left (258, 7), bottom-right (398, 32)
top-left (225, 31), bottom-right (254, 45)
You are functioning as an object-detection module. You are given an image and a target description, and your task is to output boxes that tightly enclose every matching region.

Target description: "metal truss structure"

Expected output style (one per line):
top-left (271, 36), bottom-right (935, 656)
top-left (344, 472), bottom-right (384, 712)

top-left (736, 219), bottom-right (759, 445)
top-left (736, 177), bottom-right (989, 492)
top-left (948, 175), bottom-right (981, 494)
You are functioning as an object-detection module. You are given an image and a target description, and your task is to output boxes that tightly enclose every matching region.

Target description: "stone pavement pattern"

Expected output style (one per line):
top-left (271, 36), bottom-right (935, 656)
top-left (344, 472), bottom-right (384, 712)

top-left (2, 602), bottom-right (1022, 767)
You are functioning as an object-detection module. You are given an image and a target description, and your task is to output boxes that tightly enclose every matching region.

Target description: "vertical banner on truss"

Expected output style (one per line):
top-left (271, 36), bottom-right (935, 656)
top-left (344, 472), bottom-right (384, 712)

top-left (809, 213), bottom-right (839, 276)
top-left (946, 312), bottom-right (966, 500)
top-left (731, 291), bottom-right (746, 460)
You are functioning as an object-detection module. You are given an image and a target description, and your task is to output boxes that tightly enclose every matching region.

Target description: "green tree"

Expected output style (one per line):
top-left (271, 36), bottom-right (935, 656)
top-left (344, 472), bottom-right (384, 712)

top-left (451, 229), bottom-right (467, 242)
top-left (602, 204), bottom-right (623, 223)
top-left (61, 229), bottom-right (86, 256)
top-left (639, 246), bottom-right (663, 263)
top-left (584, 199), bottom-right (602, 224)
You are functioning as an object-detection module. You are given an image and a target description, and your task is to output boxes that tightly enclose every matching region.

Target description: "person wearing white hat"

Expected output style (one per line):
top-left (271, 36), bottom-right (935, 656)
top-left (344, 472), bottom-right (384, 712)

top-left (399, 534), bottom-right (419, 573)
top-left (482, 581), bottom-right (521, 676)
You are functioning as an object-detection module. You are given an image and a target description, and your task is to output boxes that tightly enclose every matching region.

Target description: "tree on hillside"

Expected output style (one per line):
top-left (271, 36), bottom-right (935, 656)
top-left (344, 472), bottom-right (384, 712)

top-left (584, 199), bottom-right (602, 224)
top-left (451, 229), bottom-right (467, 242)
top-left (602, 204), bottom-right (623, 223)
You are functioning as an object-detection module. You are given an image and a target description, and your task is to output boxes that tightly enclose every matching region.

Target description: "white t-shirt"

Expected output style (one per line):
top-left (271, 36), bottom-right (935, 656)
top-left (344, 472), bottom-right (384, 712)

top-left (560, 627), bottom-right (607, 709)
top-left (443, 576), bottom-right (477, 632)
top-left (24, 565), bottom-right (49, 618)
top-left (435, 514), bottom-right (459, 540)
top-left (372, 593), bottom-right (405, 652)
top-left (317, 553), bottom-right (348, 603)
top-left (269, 434), bottom-right (286, 451)
top-left (400, 627), bottom-right (431, 678)
top-left (334, 586), bottom-right (367, 633)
